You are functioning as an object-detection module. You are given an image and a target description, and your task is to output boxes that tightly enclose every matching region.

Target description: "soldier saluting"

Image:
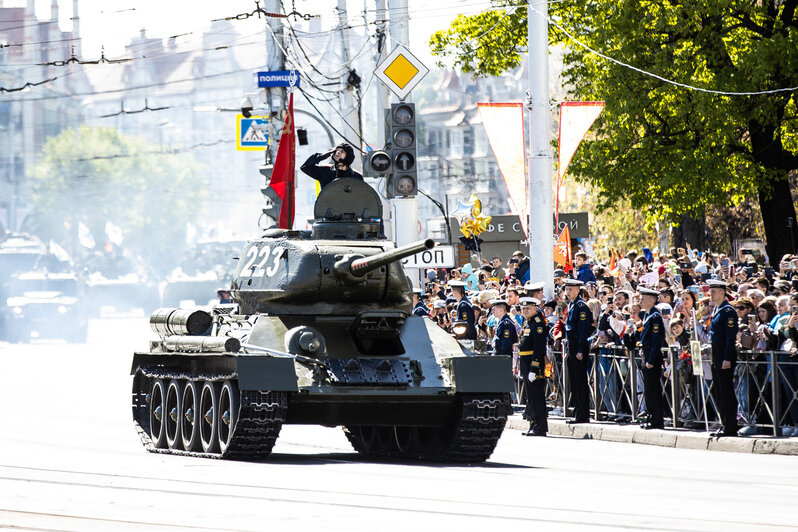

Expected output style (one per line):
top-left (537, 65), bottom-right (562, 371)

top-left (300, 143), bottom-right (362, 188)
top-left (518, 296), bottom-right (550, 436)
top-left (637, 287), bottom-right (666, 430)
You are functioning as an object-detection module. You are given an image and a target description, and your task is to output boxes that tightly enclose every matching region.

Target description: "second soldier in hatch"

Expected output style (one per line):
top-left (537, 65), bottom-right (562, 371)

top-left (300, 143), bottom-right (363, 188)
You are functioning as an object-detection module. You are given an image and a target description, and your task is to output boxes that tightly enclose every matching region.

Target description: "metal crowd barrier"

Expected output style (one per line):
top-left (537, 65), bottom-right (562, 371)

top-left (514, 341), bottom-right (798, 437)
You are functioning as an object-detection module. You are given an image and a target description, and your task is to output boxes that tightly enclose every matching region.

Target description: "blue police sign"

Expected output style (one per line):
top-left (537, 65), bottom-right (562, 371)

top-left (257, 70), bottom-right (301, 88)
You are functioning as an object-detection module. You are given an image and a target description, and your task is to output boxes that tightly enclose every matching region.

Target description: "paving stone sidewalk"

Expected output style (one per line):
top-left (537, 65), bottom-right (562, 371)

top-left (505, 414), bottom-right (798, 456)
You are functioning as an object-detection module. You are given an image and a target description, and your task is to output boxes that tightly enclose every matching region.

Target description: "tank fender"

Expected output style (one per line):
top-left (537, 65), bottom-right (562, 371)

top-left (236, 356), bottom-right (299, 392)
top-left (448, 355), bottom-right (513, 393)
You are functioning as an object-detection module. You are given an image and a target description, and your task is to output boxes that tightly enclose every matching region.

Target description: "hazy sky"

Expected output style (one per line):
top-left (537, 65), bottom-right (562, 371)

top-left (16, 0), bottom-right (495, 67)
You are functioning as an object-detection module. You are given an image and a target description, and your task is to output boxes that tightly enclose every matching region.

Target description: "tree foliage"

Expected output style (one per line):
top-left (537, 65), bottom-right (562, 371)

top-left (431, 0), bottom-right (798, 258)
top-left (25, 126), bottom-right (206, 274)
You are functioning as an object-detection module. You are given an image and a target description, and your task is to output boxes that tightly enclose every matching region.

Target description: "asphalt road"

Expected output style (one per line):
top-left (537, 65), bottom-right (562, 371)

top-left (1, 317), bottom-right (797, 531)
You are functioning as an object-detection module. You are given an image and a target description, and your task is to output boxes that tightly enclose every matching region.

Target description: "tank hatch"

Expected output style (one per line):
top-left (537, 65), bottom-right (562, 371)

top-left (311, 178), bottom-right (383, 240)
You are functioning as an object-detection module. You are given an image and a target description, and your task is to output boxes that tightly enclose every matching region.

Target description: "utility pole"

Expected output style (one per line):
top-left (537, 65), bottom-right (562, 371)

top-left (387, 0), bottom-right (420, 286)
top-left (265, 0), bottom-right (286, 166)
top-left (526, 1), bottom-right (555, 297)
top-left (8, 101), bottom-right (17, 232)
top-left (337, 0), bottom-right (363, 161)
top-left (374, 0), bottom-right (390, 145)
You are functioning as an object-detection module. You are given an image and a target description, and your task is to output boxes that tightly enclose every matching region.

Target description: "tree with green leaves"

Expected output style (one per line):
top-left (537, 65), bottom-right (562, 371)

top-left (431, 0), bottom-right (798, 261)
top-left (25, 126), bottom-right (206, 276)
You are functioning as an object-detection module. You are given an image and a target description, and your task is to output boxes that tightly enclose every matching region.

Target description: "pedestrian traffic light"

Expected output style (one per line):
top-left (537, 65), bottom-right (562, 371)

top-left (387, 102), bottom-right (417, 198)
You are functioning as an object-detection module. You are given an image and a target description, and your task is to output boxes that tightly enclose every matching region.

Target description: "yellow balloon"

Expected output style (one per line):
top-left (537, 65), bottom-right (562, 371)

top-left (469, 194), bottom-right (482, 217)
top-left (472, 214), bottom-right (491, 235)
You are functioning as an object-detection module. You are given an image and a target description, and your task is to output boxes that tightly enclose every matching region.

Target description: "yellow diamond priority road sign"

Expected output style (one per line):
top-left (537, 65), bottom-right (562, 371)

top-left (375, 45), bottom-right (429, 100)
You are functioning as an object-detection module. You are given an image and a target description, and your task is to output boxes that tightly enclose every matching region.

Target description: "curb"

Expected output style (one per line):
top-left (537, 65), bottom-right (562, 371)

top-left (505, 415), bottom-right (798, 456)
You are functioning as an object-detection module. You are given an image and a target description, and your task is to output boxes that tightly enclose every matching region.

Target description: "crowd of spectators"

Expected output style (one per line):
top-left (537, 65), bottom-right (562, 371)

top-left (414, 244), bottom-right (798, 437)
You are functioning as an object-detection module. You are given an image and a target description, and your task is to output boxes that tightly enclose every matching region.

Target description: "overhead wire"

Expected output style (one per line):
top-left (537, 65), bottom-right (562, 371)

top-left (528, 4), bottom-right (798, 96)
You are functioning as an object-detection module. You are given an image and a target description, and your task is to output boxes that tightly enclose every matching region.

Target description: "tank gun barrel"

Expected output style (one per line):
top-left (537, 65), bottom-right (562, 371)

top-left (350, 239), bottom-right (434, 277)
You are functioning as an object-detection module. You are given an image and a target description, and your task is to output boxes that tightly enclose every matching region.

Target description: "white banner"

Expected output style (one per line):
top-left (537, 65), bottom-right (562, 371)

top-left (557, 102), bottom-right (604, 219)
top-left (478, 103), bottom-right (528, 236)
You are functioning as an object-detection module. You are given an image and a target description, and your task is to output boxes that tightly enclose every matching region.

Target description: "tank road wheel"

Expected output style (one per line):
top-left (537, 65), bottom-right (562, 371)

top-left (342, 426), bottom-right (398, 457)
top-left (165, 380), bottom-right (183, 450)
top-left (181, 380), bottom-right (202, 452)
top-left (149, 379), bottom-right (168, 449)
top-left (218, 380), bottom-right (240, 454)
top-left (200, 381), bottom-right (220, 454)
top-left (393, 426), bottom-right (415, 455)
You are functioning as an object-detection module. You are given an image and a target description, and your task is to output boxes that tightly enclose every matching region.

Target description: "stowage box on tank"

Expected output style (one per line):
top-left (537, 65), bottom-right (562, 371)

top-left (131, 178), bottom-right (512, 462)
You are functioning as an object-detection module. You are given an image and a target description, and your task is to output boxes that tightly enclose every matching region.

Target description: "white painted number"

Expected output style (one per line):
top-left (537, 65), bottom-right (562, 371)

top-left (265, 247), bottom-right (283, 277)
top-left (241, 244), bottom-right (284, 278)
top-left (251, 246), bottom-right (271, 277)
top-left (241, 245), bottom-right (258, 273)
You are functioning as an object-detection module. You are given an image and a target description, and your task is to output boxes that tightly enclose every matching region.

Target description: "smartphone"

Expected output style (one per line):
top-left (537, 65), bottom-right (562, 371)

top-left (721, 258), bottom-right (730, 267)
top-left (741, 249), bottom-right (753, 256)
top-left (764, 267), bottom-right (775, 277)
top-left (792, 306), bottom-right (798, 314)
top-left (700, 273), bottom-right (711, 281)
top-left (679, 262), bottom-right (691, 270)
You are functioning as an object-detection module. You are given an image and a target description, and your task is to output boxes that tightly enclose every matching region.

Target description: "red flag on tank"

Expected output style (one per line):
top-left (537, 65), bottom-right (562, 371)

top-left (268, 93), bottom-right (296, 229)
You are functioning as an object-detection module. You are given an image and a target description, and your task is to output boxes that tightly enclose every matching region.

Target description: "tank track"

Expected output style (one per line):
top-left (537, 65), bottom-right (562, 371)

top-left (343, 393), bottom-right (510, 463)
top-left (132, 367), bottom-right (287, 460)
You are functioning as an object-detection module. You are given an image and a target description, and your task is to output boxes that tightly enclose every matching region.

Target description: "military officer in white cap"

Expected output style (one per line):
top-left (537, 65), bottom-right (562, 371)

top-left (518, 296), bottom-right (549, 436)
top-left (412, 288), bottom-right (429, 318)
top-left (524, 281), bottom-right (545, 303)
top-left (564, 279), bottom-right (592, 424)
top-left (450, 280), bottom-right (477, 340)
top-left (708, 279), bottom-right (739, 437)
top-left (491, 299), bottom-right (518, 356)
top-left (636, 287), bottom-right (666, 429)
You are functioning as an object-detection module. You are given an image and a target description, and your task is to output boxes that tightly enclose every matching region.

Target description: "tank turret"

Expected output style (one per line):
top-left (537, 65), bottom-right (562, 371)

top-left (231, 178), bottom-right (432, 316)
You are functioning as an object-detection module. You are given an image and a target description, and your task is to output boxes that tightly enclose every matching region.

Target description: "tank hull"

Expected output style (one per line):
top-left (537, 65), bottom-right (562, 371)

top-left (131, 318), bottom-right (512, 462)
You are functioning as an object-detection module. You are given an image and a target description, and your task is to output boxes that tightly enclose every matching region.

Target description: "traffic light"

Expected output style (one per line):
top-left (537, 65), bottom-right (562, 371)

top-left (261, 185), bottom-right (281, 224)
top-left (364, 150), bottom-right (391, 176)
top-left (387, 102), bottom-right (417, 198)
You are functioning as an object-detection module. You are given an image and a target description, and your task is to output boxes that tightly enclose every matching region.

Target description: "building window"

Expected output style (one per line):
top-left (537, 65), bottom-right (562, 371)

top-left (463, 128), bottom-right (473, 155)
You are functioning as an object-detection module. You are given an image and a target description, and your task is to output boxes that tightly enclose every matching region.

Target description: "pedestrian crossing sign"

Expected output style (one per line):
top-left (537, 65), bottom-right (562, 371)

top-left (375, 45), bottom-right (429, 100)
top-left (237, 115), bottom-right (269, 151)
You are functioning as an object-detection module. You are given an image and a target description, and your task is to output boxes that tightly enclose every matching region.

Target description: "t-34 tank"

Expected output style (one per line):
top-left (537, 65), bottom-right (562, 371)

top-left (131, 178), bottom-right (512, 462)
